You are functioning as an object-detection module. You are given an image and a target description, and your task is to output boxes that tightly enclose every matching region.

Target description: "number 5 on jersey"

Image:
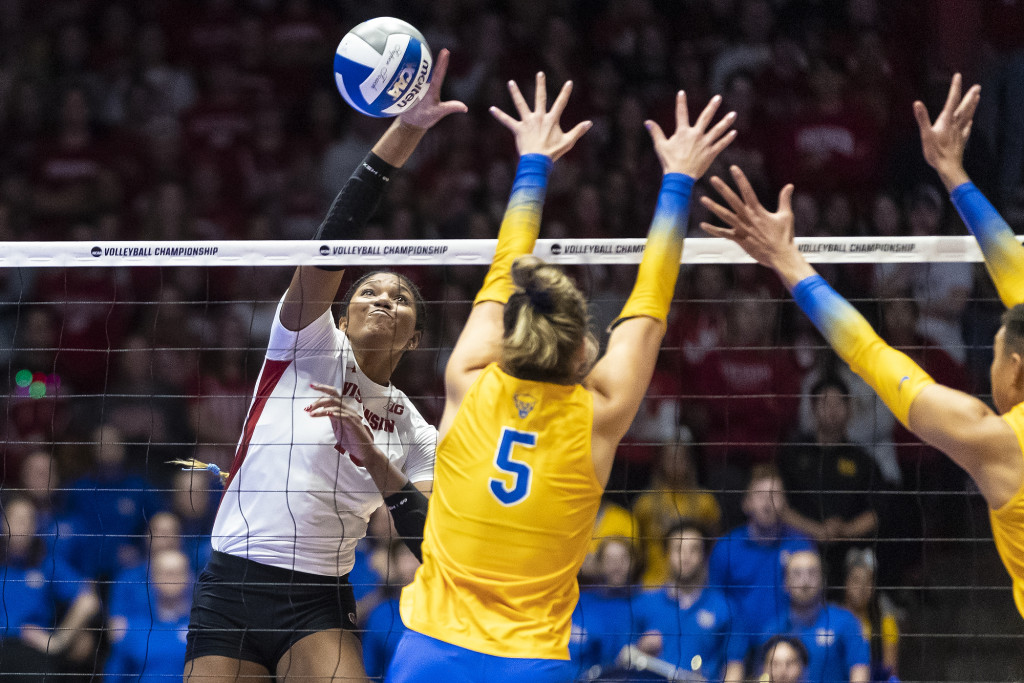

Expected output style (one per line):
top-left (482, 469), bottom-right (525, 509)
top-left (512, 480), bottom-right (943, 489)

top-left (489, 427), bottom-right (537, 505)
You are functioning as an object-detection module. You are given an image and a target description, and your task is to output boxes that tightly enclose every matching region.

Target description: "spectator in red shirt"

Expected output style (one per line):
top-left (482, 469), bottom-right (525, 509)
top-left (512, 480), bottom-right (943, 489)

top-left (690, 288), bottom-right (802, 478)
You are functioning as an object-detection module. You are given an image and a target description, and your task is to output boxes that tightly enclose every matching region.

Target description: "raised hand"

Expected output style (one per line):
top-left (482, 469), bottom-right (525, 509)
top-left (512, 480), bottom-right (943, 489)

top-left (645, 91), bottom-right (737, 178)
top-left (912, 73), bottom-right (981, 190)
top-left (400, 48), bottom-right (469, 130)
top-left (700, 166), bottom-right (813, 287)
top-left (489, 72), bottom-right (592, 161)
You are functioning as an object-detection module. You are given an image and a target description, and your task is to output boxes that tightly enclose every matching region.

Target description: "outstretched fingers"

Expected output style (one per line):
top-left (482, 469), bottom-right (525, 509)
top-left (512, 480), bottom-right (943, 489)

top-left (941, 73), bottom-right (963, 119)
top-left (700, 221), bottom-right (739, 240)
top-left (430, 49), bottom-right (452, 94)
top-left (777, 183), bottom-right (795, 215)
top-left (706, 175), bottom-right (747, 215)
top-left (507, 79), bottom-right (531, 118)
top-left (564, 119), bottom-right (594, 149)
top-left (645, 119), bottom-right (668, 147)
top-left (674, 91), bottom-right (690, 131)
top-left (952, 84), bottom-right (982, 126)
top-left (911, 100), bottom-right (932, 133)
top-left (489, 105), bottom-right (519, 131)
top-left (310, 382), bottom-right (341, 398)
top-left (533, 72), bottom-right (547, 113)
top-left (693, 95), bottom-right (723, 134)
top-left (701, 194), bottom-right (743, 232)
top-left (549, 79), bottom-right (574, 120)
top-left (730, 165), bottom-right (764, 212)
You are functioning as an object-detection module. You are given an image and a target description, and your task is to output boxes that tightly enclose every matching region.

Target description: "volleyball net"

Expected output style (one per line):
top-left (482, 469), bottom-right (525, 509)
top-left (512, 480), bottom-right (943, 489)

top-left (1, 237), bottom-right (1022, 681)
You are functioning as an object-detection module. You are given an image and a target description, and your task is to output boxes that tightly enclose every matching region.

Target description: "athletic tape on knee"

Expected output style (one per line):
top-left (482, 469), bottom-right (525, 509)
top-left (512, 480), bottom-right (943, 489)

top-left (793, 274), bottom-right (934, 428)
top-left (611, 173), bottom-right (694, 328)
top-left (951, 181), bottom-right (1024, 308)
top-left (474, 154), bottom-right (552, 305)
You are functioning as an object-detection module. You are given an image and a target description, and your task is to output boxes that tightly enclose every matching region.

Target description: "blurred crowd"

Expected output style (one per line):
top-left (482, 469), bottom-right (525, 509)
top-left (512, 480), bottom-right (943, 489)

top-left (1, 0), bottom-right (1023, 681)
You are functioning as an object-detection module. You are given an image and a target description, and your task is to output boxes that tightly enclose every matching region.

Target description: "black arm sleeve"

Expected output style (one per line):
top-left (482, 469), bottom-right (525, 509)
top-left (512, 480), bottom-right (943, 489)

top-left (313, 151), bottom-right (397, 270)
top-left (383, 480), bottom-right (429, 562)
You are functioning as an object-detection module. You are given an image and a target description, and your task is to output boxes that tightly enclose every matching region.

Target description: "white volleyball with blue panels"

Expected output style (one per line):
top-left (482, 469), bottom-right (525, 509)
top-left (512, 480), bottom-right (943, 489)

top-left (334, 17), bottom-right (433, 118)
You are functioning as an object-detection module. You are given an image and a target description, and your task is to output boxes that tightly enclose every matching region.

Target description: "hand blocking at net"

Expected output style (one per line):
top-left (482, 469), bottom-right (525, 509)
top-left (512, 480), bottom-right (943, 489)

top-left (701, 73), bottom-right (1024, 624)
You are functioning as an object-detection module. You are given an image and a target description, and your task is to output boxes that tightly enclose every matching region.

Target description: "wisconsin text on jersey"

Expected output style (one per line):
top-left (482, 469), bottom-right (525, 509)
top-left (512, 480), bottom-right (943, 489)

top-left (341, 381), bottom-right (397, 432)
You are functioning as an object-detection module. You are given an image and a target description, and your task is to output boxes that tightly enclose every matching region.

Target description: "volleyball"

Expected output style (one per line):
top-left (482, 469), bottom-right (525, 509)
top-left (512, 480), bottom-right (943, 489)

top-left (333, 17), bottom-right (433, 118)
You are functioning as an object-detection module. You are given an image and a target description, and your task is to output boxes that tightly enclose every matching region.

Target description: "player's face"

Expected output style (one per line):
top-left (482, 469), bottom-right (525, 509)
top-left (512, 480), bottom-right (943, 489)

top-left (765, 642), bottom-right (805, 683)
top-left (785, 552), bottom-right (824, 608)
top-left (667, 530), bottom-right (705, 584)
top-left (342, 274), bottom-right (421, 355)
top-left (991, 327), bottom-right (1023, 415)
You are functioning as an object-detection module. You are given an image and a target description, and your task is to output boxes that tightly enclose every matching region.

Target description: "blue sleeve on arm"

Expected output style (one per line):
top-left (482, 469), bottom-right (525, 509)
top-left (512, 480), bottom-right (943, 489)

top-left (661, 173), bottom-right (696, 201)
top-left (950, 181), bottom-right (1009, 242)
top-left (790, 274), bottom-right (837, 332)
top-left (512, 154), bottom-right (553, 191)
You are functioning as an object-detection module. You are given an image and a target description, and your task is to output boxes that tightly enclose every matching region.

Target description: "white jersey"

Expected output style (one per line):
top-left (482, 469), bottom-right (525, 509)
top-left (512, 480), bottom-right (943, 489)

top-left (212, 302), bottom-right (436, 576)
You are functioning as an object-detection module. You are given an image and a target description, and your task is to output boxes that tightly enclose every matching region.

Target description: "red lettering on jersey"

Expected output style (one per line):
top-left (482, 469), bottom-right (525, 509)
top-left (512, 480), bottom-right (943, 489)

top-left (342, 381), bottom-right (362, 402)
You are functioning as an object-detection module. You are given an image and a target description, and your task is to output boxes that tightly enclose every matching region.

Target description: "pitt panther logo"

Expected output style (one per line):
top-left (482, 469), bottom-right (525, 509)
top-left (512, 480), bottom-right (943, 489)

top-left (386, 66), bottom-right (415, 100)
top-left (513, 393), bottom-right (537, 418)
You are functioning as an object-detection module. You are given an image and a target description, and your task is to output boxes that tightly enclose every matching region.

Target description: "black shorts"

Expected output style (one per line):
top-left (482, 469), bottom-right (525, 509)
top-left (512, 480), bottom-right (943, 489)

top-left (185, 550), bottom-right (358, 671)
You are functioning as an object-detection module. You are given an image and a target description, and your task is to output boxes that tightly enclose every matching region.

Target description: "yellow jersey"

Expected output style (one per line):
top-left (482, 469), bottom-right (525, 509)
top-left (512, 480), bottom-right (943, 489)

top-left (992, 402), bottom-right (1024, 620)
top-left (400, 363), bottom-right (603, 659)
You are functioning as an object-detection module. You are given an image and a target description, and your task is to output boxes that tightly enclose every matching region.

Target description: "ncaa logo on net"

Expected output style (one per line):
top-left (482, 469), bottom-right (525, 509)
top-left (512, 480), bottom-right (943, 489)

top-left (550, 243), bottom-right (562, 256)
top-left (91, 246), bottom-right (102, 257)
top-left (320, 244), bottom-right (330, 256)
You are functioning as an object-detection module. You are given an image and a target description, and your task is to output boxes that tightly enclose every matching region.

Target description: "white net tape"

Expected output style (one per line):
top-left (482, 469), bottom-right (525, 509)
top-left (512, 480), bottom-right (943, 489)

top-left (0, 235), bottom-right (1011, 267)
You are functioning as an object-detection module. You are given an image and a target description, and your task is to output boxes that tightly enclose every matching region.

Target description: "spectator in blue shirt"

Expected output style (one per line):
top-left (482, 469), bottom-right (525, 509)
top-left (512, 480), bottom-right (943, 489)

top-left (105, 548), bottom-right (193, 683)
top-left (109, 512), bottom-right (185, 627)
top-left (63, 423), bottom-right (165, 580)
top-left (17, 450), bottom-right (77, 564)
top-left (759, 550), bottom-right (870, 683)
top-left (708, 466), bottom-right (815, 664)
top-left (361, 540), bottom-right (419, 681)
top-left (631, 522), bottom-right (744, 683)
top-left (570, 536), bottom-right (641, 675)
top-left (0, 495), bottom-right (101, 682)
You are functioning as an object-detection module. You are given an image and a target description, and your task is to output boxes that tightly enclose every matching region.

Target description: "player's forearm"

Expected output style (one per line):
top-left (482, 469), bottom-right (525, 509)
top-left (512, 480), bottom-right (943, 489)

top-left (950, 181), bottom-right (1024, 308)
top-left (372, 118), bottom-right (428, 168)
top-left (934, 162), bottom-right (970, 194)
top-left (474, 154), bottom-right (552, 304)
top-left (792, 275), bottom-right (934, 428)
top-left (357, 444), bottom-right (410, 495)
top-left (769, 245), bottom-right (818, 291)
top-left (611, 173), bottom-right (694, 326)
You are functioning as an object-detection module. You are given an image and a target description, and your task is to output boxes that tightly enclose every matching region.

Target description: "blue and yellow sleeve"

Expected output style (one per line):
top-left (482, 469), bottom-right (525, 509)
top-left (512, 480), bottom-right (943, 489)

top-left (474, 154), bottom-right (552, 305)
top-left (611, 173), bottom-right (695, 327)
top-left (793, 275), bottom-right (934, 428)
top-left (950, 181), bottom-right (1024, 309)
